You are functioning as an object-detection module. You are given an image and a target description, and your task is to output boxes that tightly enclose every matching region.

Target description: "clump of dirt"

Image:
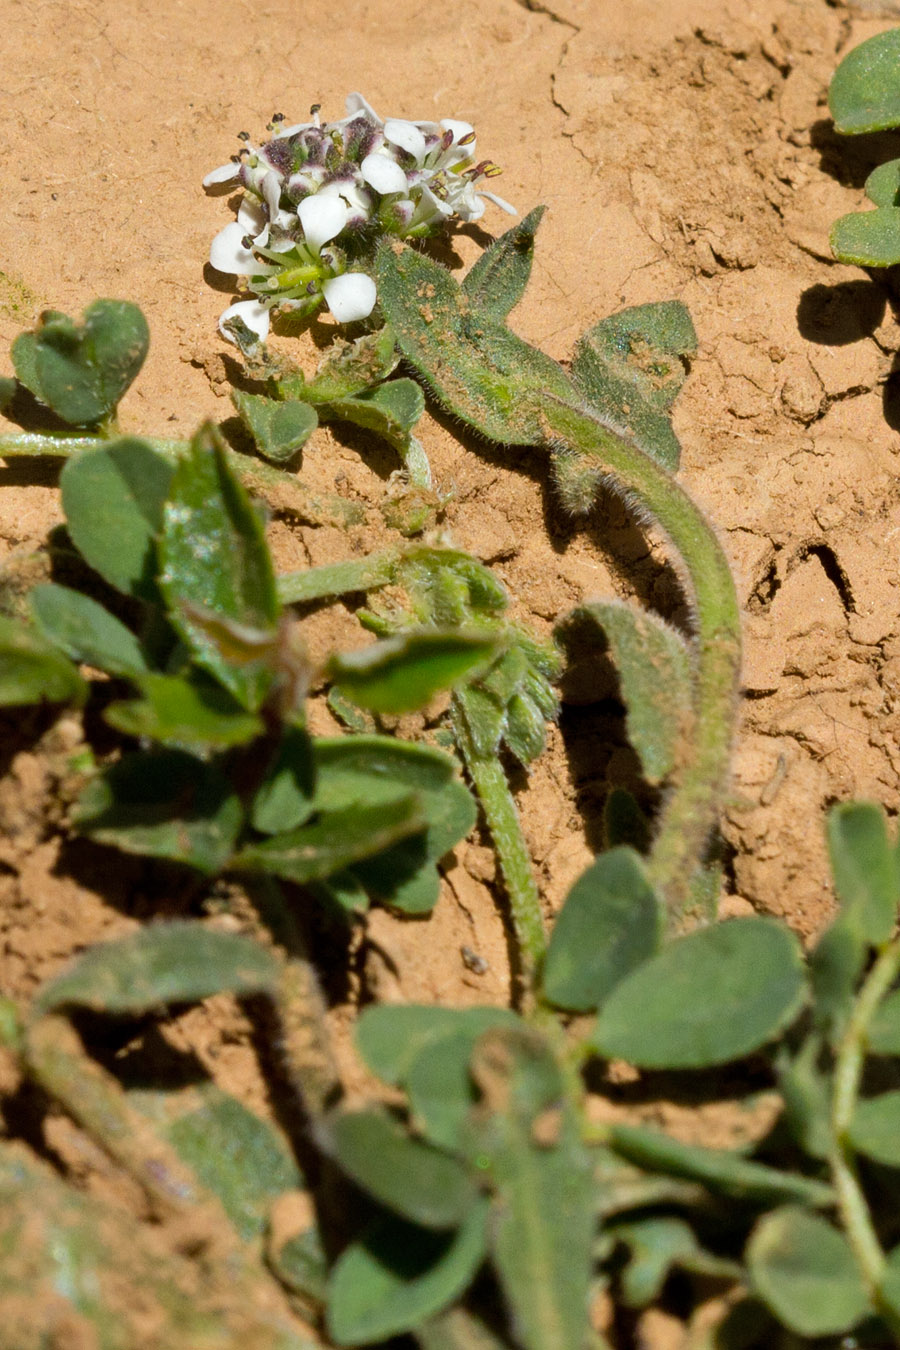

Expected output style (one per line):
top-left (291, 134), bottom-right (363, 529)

top-left (1, 0), bottom-right (899, 1342)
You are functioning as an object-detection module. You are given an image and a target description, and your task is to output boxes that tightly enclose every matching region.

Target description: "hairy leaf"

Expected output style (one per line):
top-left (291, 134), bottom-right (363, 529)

top-left (461, 206), bottom-right (545, 322)
top-left (829, 29), bottom-right (900, 134)
top-left (328, 631), bottom-right (497, 714)
top-left (831, 207), bottom-right (900, 267)
top-left (543, 848), bottom-right (662, 1012)
top-left (232, 390), bottom-right (317, 463)
top-left (592, 918), bottom-right (806, 1068)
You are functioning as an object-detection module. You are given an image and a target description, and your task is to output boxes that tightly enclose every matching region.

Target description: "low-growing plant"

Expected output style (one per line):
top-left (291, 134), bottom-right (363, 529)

top-left (828, 28), bottom-right (900, 266)
top-left (0, 92), bottom-right (895, 1348)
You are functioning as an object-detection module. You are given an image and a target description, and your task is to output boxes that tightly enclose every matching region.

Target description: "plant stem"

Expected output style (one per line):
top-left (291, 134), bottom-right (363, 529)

top-left (452, 703), bottom-right (546, 995)
top-left (831, 935), bottom-right (900, 1332)
top-left (536, 397), bottom-right (741, 927)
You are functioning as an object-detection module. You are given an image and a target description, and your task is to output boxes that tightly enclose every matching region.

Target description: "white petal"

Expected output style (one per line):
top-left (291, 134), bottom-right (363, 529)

top-left (322, 272), bottom-right (377, 323)
top-left (203, 161), bottom-right (239, 187)
top-left (417, 184), bottom-right (453, 219)
top-left (440, 119), bottom-right (474, 146)
top-left (272, 120), bottom-right (313, 137)
top-left (360, 152), bottom-right (409, 195)
top-left (237, 196), bottom-right (267, 236)
top-left (209, 221), bottom-right (256, 274)
top-left (346, 92), bottom-right (382, 124)
top-left (262, 169), bottom-right (282, 219)
top-left (298, 192), bottom-right (349, 250)
top-left (384, 118), bottom-right (427, 162)
top-left (218, 299), bottom-right (270, 343)
top-left (479, 189), bottom-right (518, 216)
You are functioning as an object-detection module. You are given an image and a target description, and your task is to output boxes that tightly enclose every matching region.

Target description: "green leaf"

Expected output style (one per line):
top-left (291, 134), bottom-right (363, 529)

top-left (375, 241), bottom-right (576, 445)
top-left (0, 614), bottom-right (87, 705)
top-left (30, 583), bottom-right (149, 678)
top-left (866, 158), bottom-right (900, 207)
top-left (847, 1091), bottom-right (900, 1166)
top-left (322, 378), bottom-right (424, 452)
top-left (327, 1203), bottom-right (488, 1346)
top-left (405, 1019), bottom-right (521, 1151)
top-left (327, 631), bottom-right (497, 714)
top-left (610, 1216), bottom-right (739, 1307)
top-left (602, 787), bottom-right (651, 853)
top-left (867, 987), bottom-right (900, 1054)
top-left (130, 1082), bottom-right (301, 1241)
top-left (104, 671), bottom-right (263, 747)
top-left (356, 1004), bottom-right (522, 1087)
top-left (809, 915), bottom-right (867, 1040)
top-left (232, 390), bottom-right (318, 463)
top-left (605, 1122), bottom-right (834, 1206)
top-left (542, 848), bottom-right (662, 1012)
top-left (330, 1108), bottom-right (477, 1229)
top-left (830, 207), bottom-right (900, 267)
top-left (747, 1207), bottom-right (871, 1336)
top-left (570, 301), bottom-right (697, 470)
top-left (158, 424), bottom-right (280, 710)
top-left (878, 1243), bottom-right (900, 1324)
top-left (14, 301), bottom-right (149, 426)
top-left (234, 796), bottom-right (426, 885)
top-left (270, 1225), bottom-right (329, 1302)
top-left (557, 601), bottom-right (693, 784)
top-left (464, 1025), bottom-right (595, 1350)
top-left (829, 29), bottom-right (900, 134)
top-left (60, 438), bottom-right (175, 600)
top-left (827, 801), bottom-right (899, 946)
top-left (34, 920), bottom-right (279, 1016)
top-left (591, 918), bottom-right (806, 1068)
top-left (314, 736), bottom-right (476, 867)
top-left (73, 748), bottom-right (242, 873)
top-left (461, 206), bottom-right (545, 322)
top-left (0, 375), bottom-right (17, 411)
top-left (251, 725), bottom-right (316, 833)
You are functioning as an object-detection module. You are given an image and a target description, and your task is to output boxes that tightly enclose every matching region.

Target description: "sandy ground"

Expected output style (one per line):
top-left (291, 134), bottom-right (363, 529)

top-left (2, 0), bottom-right (900, 1341)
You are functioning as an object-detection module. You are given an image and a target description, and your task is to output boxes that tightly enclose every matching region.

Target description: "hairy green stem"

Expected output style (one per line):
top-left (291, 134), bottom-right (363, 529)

top-left (452, 703), bottom-right (546, 993)
top-left (831, 936), bottom-right (900, 1332)
top-left (537, 397), bottom-right (741, 927)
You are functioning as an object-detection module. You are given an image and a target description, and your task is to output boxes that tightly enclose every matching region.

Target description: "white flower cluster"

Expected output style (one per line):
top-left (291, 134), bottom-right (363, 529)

top-left (204, 93), bottom-right (515, 343)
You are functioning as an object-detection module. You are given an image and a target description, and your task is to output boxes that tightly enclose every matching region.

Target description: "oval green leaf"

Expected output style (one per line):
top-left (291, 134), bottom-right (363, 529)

top-left (327, 1203), bottom-right (487, 1346)
top-left (848, 1091), bottom-right (900, 1167)
top-left (330, 1108), bottom-right (477, 1229)
top-left (827, 801), bottom-right (899, 945)
top-left (0, 615), bottom-right (87, 706)
top-left (747, 1207), bottom-right (871, 1336)
top-left (831, 207), bottom-right (900, 267)
top-left (327, 631), bottom-right (497, 714)
top-left (829, 29), bottom-right (900, 134)
top-left (591, 917), bottom-right (806, 1068)
top-left (543, 848), bottom-right (662, 1012)
top-left (34, 921), bottom-right (279, 1016)
top-left (30, 583), bottom-right (149, 678)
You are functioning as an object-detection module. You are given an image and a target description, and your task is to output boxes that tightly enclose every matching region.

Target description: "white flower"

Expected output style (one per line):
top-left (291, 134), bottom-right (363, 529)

top-left (218, 298), bottom-right (271, 343)
top-left (322, 273), bottom-right (377, 323)
top-left (209, 221), bottom-right (257, 274)
top-left (298, 193), bottom-right (349, 251)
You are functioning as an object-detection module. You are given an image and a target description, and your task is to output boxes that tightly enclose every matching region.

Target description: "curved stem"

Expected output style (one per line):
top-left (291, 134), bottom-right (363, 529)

top-left (537, 397), bottom-right (741, 927)
top-left (830, 935), bottom-right (900, 1333)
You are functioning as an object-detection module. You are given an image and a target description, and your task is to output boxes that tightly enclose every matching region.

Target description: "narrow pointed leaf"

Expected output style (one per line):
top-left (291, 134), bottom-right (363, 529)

top-left (591, 918), bottom-right (806, 1068)
top-left (543, 848), bottom-right (662, 1012)
top-left (34, 921), bottom-right (279, 1016)
top-left (327, 1203), bottom-right (488, 1346)
top-left (461, 206), bottom-right (545, 322)
top-left (158, 425), bottom-right (280, 709)
top-left (747, 1207), bottom-right (871, 1336)
top-left (60, 438), bottom-right (175, 600)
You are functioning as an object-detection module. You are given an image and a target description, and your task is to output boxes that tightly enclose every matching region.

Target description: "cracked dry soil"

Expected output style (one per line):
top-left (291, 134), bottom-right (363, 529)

top-left (2, 0), bottom-right (900, 1342)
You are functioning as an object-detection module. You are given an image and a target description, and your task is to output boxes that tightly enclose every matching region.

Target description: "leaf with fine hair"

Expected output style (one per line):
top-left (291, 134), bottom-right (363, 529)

top-left (327, 630), bottom-right (498, 714)
top-left (461, 206), bottom-right (545, 322)
top-left (829, 29), bottom-right (900, 134)
top-left (231, 390), bottom-right (318, 463)
top-left (34, 921), bottom-right (279, 1016)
